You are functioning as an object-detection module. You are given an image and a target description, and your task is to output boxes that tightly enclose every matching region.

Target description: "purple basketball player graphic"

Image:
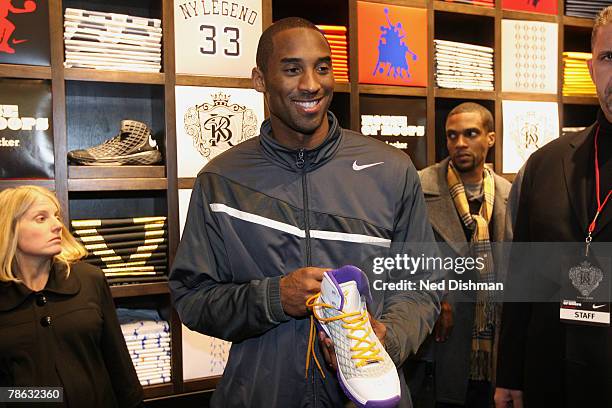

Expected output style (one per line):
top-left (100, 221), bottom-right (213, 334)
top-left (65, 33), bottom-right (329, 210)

top-left (372, 8), bottom-right (417, 80)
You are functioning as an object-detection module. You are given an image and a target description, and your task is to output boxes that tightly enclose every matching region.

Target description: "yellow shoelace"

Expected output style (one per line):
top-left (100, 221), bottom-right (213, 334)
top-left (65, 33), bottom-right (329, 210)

top-left (304, 293), bottom-right (384, 379)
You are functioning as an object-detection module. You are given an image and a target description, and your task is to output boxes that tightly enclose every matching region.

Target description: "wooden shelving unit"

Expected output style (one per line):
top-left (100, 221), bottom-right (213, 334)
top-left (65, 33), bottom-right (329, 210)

top-left (174, 75), bottom-right (252, 88)
top-left (0, 179), bottom-right (55, 189)
top-left (434, 88), bottom-right (497, 100)
top-left (0, 64), bottom-right (52, 79)
top-left (501, 9), bottom-right (558, 22)
top-left (334, 82), bottom-right (351, 93)
top-left (142, 383), bottom-right (175, 399)
top-left (111, 282), bottom-right (170, 298)
top-left (0, 0), bottom-right (601, 401)
top-left (68, 165), bottom-right (166, 179)
top-left (500, 92), bottom-right (560, 102)
top-left (67, 178), bottom-right (168, 191)
top-left (64, 68), bottom-right (165, 84)
top-left (183, 376), bottom-right (222, 393)
top-left (562, 95), bottom-right (599, 105)
top-left (564, 15), bottom-right (595, 27)
top-left (177, 178), bottom-right (197, 190)
top-left (359, 84), bottom-right (428, 96)
top-left (433, 0), bottom-right (496, 16)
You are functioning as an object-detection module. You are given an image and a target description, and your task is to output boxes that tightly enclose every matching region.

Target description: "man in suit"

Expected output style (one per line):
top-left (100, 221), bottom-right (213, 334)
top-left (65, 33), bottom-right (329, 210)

top-left (495, 6), bottom-right (612, 407)
top-left (416, 102), bottom-right (510, 407)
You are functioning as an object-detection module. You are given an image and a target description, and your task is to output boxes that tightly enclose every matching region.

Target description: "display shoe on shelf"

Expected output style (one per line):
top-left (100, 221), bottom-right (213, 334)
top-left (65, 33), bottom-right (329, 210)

top-left (307, 265), bottom-right (401, 408)
top-left (68, 119), bottom-right (162, 165)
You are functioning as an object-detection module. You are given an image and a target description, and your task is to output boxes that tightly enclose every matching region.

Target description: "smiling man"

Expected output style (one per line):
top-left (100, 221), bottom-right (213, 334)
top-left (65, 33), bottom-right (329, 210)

top-left (409, 102), bottom-right (510, 407)
top-left (170, 18), bottom-right (440, 408)
top-left (251, 22), bottom-right (334, 150)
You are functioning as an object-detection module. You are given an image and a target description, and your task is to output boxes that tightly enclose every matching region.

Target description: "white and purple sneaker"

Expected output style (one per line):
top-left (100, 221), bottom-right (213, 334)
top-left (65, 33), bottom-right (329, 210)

top-left (310, 265), bottom-right (401, 408)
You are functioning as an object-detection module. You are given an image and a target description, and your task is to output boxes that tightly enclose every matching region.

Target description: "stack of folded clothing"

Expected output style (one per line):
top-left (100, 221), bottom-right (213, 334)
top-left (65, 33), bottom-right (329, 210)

top-left (117, 309), bottom-right (171, 386)
top-left (63, 8), bottom-right (162, 72)
top-left (562, 52), bottom-right (596, 96)
top-left (317, 25), bottom-right (349, 82)
top-left (436, 0), bottom-right (494, 7)
top-left (565, 0), bottom-right (611, 19)
top-left (71, 216), bottom-right (167, 285)
top-left (434, 39), bottom-right (494, 91)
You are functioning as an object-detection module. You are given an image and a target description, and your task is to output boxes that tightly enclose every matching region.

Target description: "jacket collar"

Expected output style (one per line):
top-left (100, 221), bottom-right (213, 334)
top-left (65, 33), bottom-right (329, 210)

top-left (420, 157), bottom-right (470, 255)
top-left (420, 157), bottom-right (508, 254)
top-left (259, 112), bottom-right (342, 172)
top-left (574, 112), bottom-right (612, 237)
top-left (597, 108), bottom-right (612, 134)
top-left (420, 157), bottom-right (450, 196)
top-left (0, 262), bottom-right (81, 312)
top-left (596, 110), bottom-right (612, 235)
top-left (562, 124), bottom-right (596, 236)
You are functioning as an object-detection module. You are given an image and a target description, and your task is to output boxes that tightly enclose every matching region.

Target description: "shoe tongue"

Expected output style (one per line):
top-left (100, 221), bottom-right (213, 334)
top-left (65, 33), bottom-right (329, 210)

top-left (320, 271), bottom-right (379, 365)
top-left (321, 273), bottom-right (362, 313)
top-left (337, 282), bottom-right (380, 366)
top-left (338, 281), bottom-right (362, 313)
top-left (320, 272), bottom-right (343, 310)
top-left (120, 119), bottom-right (149, 135)
top-left (120, 120), bottom-right (134, 132)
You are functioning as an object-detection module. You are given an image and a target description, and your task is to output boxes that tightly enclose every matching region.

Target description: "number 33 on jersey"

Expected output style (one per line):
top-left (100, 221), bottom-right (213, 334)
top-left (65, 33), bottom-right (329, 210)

top-left (174, 0), bottom-right (262, 77)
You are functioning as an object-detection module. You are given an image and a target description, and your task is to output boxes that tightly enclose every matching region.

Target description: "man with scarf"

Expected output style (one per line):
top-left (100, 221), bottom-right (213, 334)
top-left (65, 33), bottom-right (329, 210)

top-left (411, 102), bottom-right (510, 407)
top-left (495, 6), bottom-right (612, 407)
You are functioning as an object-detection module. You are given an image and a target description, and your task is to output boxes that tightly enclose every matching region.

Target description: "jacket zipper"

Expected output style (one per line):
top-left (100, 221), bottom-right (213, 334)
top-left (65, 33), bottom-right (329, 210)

top-left (296, 149), bottom-right (305, 169)
top-left (296, 149), bottom-right (311, 264)
top-left (297, 149), bottom-right (315, 406)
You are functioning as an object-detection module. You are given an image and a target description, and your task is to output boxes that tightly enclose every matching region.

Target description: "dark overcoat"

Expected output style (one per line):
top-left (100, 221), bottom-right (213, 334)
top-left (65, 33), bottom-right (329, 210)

top-left (418, 157), bottom-right (510, 404)
top-left (497, 120), bottom-right (612, 407)
top-left (0, 262), bottom-right (143, 407)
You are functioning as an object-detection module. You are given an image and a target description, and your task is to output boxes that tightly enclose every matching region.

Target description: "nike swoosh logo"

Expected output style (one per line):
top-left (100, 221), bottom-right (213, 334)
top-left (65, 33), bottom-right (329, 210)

top-left (352, 161), bottom-right (384, 171)
top-left (593, 304), bottom-right (606, 309)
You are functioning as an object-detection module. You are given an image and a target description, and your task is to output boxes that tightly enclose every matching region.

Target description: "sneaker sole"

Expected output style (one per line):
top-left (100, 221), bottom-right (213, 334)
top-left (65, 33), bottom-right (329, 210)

top-left (337, 369), bottom-right (401, 408)
top-left (314, 315), bottom-right (400, 408)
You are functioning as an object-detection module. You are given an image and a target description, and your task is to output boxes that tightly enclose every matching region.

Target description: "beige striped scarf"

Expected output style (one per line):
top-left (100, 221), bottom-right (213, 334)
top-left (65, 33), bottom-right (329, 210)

top-left (447, 161), bottom-right (496, 381)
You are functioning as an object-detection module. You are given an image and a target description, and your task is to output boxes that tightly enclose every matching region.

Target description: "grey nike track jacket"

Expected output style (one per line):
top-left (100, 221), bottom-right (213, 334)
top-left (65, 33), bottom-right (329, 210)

top-left (170, 112), bottom-right (440, 408)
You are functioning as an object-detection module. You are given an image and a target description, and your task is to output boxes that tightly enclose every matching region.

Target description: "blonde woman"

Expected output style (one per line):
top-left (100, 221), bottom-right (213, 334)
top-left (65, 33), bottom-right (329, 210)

top-left (0, 186), bottom-right (143, 407)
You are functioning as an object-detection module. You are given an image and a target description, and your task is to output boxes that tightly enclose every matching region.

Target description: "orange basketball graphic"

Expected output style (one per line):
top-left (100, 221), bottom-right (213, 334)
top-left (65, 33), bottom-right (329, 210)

top-left (357, 1), bottom-right (427, 87)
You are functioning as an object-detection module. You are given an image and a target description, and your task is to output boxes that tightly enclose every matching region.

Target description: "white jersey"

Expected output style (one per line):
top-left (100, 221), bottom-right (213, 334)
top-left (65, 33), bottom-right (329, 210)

top-left (174, 0), bottom-right (262, 77)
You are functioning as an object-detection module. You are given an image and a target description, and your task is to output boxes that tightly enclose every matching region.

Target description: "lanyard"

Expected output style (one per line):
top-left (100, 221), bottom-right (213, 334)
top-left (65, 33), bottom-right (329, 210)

top-left (586, 125), bottom-right (612, 256)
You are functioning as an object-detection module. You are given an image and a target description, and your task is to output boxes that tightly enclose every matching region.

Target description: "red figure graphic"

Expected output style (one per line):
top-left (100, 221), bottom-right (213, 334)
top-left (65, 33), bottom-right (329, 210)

top-left (0, 0), bottom-right (37, 54)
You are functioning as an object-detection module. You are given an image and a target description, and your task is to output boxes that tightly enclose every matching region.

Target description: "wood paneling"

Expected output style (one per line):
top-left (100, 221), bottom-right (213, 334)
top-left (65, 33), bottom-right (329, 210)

top-left (64, 68), bottom-right (164, 84)
top-left (69, 166), bottom-right (166, 179)
top-left (111, 281), bottom-right (169, 298)
top-left (359, 84), bottom-right (428, 96)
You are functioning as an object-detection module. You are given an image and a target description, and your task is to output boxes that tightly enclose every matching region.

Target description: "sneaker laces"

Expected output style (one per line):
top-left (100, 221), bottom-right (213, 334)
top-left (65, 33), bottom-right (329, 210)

top-left (88, 132), bottom-right (125, 153)
top-left (304, 292), bottom-right (384, 379)
top-left (104, 133), bottom-right (124, 145)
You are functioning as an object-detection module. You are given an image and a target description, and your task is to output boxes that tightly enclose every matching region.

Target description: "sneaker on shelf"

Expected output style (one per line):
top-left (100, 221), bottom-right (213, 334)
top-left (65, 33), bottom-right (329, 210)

top-left (68, 119), bottom-right (162, 166)
top-left (307, 265), bottom-right (401, 408)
